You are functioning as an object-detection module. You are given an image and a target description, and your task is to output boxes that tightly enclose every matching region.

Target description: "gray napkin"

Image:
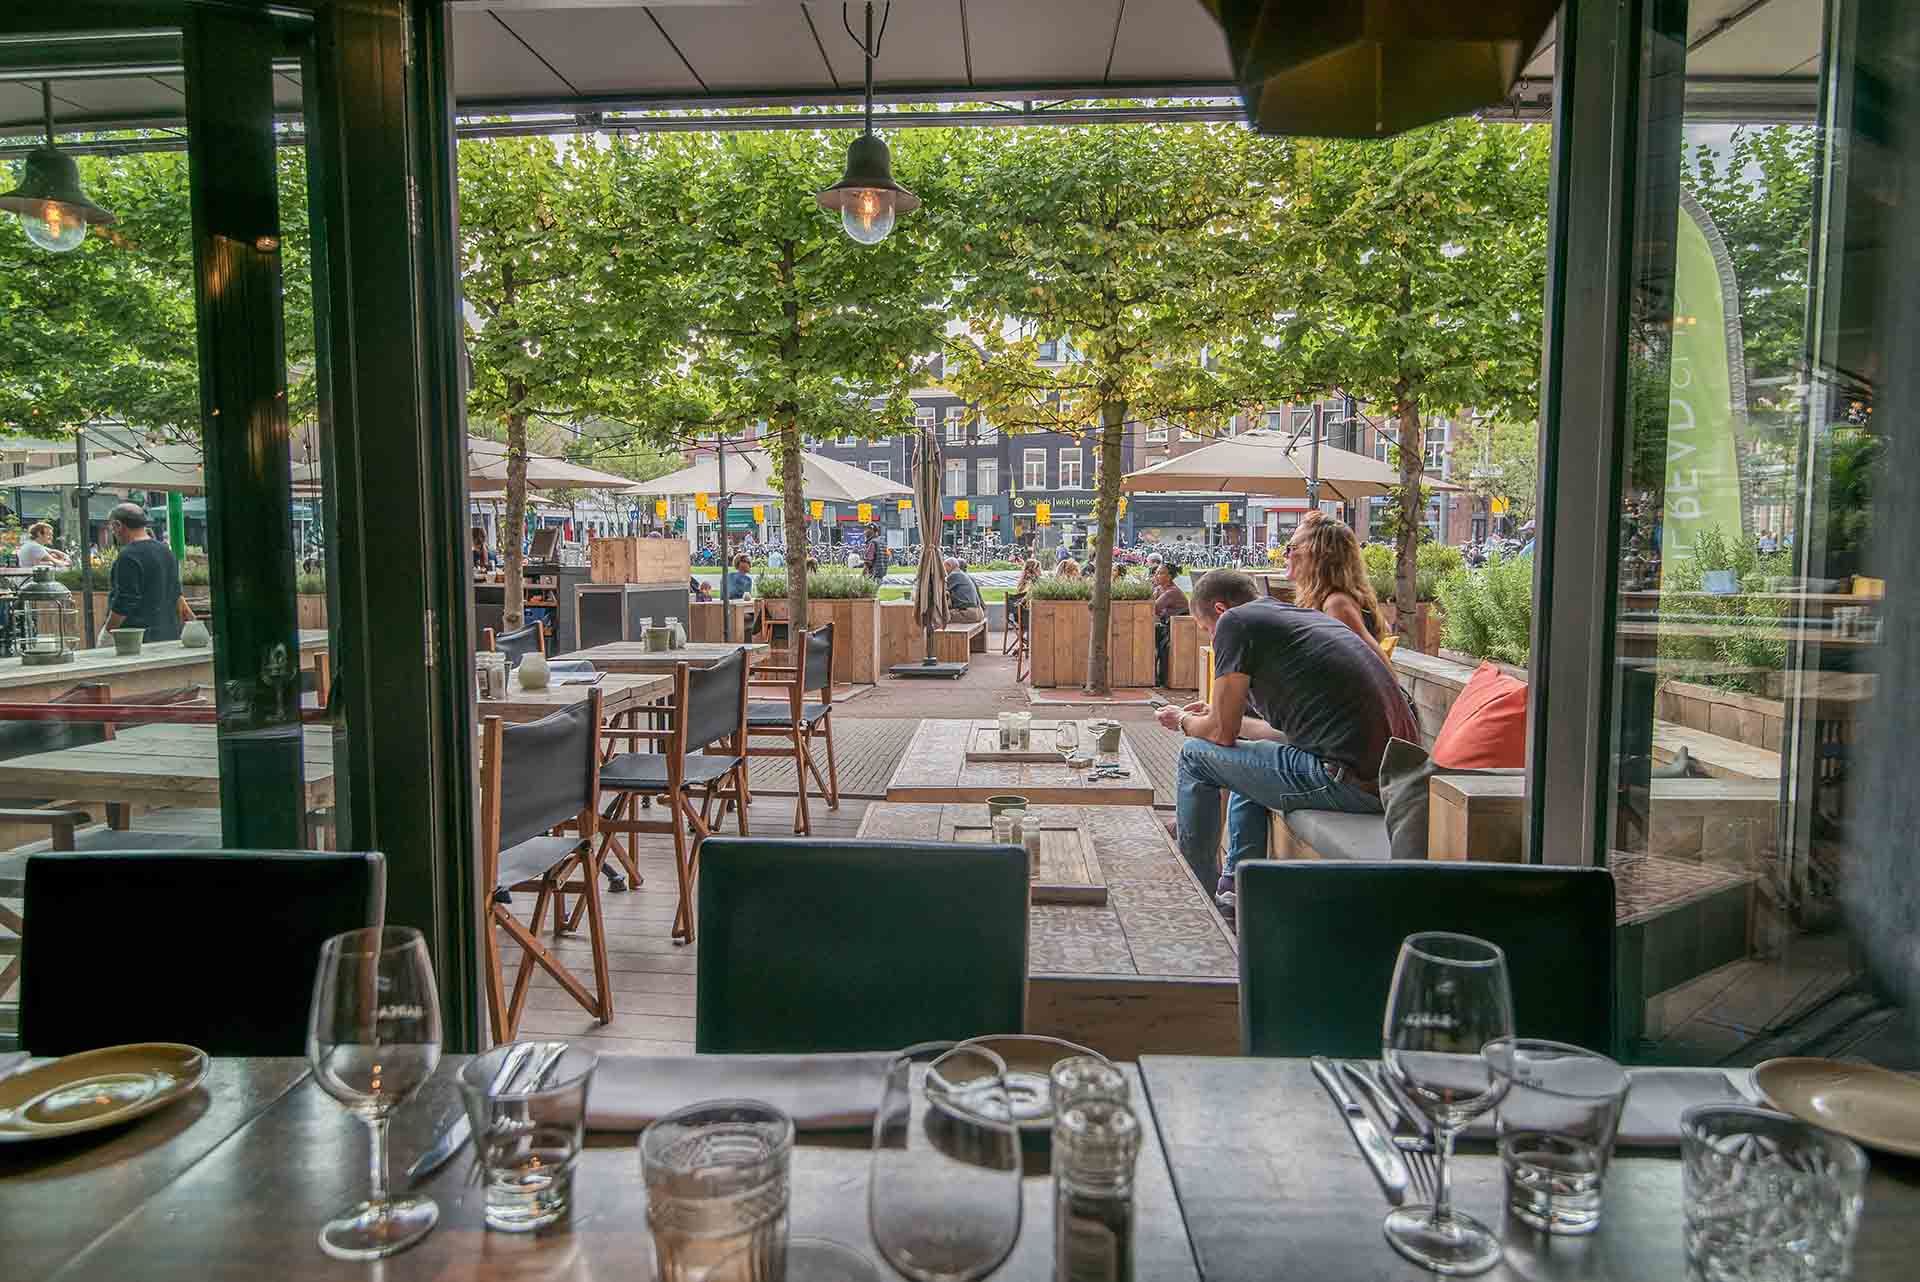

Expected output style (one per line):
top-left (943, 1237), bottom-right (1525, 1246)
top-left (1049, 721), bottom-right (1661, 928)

top-left (585, 1053), bottom-right (893, 1133)
top-left (1468, 1065), bottom-right (1743, 1147)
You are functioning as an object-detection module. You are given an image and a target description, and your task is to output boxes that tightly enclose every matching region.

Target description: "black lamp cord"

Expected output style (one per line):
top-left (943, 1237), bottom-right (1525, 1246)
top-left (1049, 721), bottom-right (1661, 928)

top-left (843, 2), bottom-right (891, 136)
top-left (42, 81), bottom-right (54, 147)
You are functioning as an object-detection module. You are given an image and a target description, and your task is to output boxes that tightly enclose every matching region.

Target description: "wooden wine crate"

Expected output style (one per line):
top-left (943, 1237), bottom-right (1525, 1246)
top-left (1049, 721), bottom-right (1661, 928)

top-left (589, 536), bottom-right (689, 585)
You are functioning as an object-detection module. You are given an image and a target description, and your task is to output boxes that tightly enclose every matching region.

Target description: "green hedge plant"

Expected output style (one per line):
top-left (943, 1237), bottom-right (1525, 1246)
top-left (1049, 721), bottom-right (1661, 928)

top-left (753, 565), bottom-right (877, 599)
top-left (1029, 574), bottom-right (1152, 602)
top-left (1438, 553), bottom-right (1533, 666)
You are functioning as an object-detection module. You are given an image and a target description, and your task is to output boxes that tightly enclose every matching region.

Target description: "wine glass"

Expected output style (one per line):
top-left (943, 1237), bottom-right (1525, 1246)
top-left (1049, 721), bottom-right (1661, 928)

top-left (869, 1043), bottom-right (1022, 1282)
top-left (1054, 720), bottom-right (1079, 759)
top-left (1380, 932), bottom-right (1515, 1275)
top-left (307, 926), bottom-right (444, 1260)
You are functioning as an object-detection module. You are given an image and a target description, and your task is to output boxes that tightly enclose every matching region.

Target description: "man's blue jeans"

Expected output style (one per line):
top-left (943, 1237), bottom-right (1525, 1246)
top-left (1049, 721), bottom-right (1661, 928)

top-left (1175, 737), bottom-right (1383, 888)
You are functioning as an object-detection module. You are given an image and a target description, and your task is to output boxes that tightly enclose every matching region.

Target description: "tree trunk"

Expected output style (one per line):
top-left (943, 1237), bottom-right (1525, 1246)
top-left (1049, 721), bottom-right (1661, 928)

top-left (503, 394), bottom-right (530, 632)
top-left (1393, 390), bottom-right (1422, 633)
top-left (779, 409), bottom-right (807, 653)
top-left (1084, 397), bottom-right (1127, 695)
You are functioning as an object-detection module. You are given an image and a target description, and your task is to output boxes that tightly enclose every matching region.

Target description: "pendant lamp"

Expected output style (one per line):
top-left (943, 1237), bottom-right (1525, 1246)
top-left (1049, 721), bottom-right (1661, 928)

top-left (0, 83), bottom-right (116, 253)
top-left (816, 2), bottom-right (919, 245)
top-left (1198, 0), bottom-right (1558, 138)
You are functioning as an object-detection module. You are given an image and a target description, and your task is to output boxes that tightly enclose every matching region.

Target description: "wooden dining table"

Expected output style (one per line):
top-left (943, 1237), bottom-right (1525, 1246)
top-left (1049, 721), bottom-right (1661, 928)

top-left (554, 640), bottom-right (770, 675)
top-left (0, 631), bottom-right (329, 704)
top-left (0, 723), bottom-right (335, 818)
top-left (885, 718), bottom-right (1156, 806)
top-left (1, 1056), bottom-right (1199, 1282)
top-left (474, 671), bottom-right (674, 724)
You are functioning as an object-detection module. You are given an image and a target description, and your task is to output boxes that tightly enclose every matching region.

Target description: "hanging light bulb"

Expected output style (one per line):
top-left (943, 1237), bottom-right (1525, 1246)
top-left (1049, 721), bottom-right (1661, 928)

top-left (816, 3), bottom-right (919, 245)
top-left (0, 84), bottom-right (115, 254)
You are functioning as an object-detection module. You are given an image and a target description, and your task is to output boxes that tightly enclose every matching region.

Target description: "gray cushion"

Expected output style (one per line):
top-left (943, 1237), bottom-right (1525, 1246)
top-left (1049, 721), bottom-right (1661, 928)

top-left (746, 701), bottom-right (829, 728)
top-left (1378, 737), bottom-right (1526, 861)
top-left (1281, 809), bottom-right (1391, 862)
top-left (497, 834), bottom-right (585, 889)
top-left (601, 752), bottom-right (742, 792)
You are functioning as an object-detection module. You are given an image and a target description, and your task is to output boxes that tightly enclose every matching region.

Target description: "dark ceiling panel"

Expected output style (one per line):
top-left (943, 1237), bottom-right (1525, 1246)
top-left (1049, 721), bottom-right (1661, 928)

top-left (493, 8), bottom-right (701, 96)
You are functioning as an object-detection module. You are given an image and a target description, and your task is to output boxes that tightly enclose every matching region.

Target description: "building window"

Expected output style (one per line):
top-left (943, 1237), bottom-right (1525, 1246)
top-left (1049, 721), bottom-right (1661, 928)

top-left (839, 434), bottom-right (859, 446)
top-left (976, 458), bottom-right (998, 495)
top-left (1058, 449), bottom-right (1083, 489)
top-left (944, 460), bottom-right (967, 496)
top-left (1146, 421), bottom-right (1169, 443)
top-left (1037, 339), bottom-right (1058, 361)
top-left (976, 416), bottom-right (997, 442)
top-left (1022, 448), bottom-right (1047, 489)
top-left (1423, 419), bottom-right (1448, 473)
top-left (869, 461), bottom-right (890, 480)
top-left (945, 406), bottom-right (967, 443)
top-left (915, 408), bottom-right (935, 431)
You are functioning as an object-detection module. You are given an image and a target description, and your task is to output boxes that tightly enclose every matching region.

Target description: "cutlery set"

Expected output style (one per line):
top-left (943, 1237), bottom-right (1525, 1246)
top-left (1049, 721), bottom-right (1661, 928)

top-left (1310, 1056), bottom-right (1441, 1206)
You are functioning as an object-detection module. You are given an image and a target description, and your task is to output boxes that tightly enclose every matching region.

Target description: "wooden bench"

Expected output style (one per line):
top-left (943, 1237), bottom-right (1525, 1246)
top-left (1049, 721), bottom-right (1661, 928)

top-left (934, 618), bottom-right (988, 663)
top-left (1428, 773), bottom-right (1779, 863)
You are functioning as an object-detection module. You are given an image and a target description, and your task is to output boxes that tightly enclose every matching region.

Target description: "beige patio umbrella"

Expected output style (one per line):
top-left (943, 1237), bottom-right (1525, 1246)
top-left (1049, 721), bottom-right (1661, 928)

top-left (1121, 429), bottom-right (1458, 500)
top-left (621, 445), bottom-right (913, 504)
top-left (466, 437), bottom-right (637, 491)
top-left (9, 443), bottom-right (210, 492)
top-left (890, 429), bottom-right (961, 678)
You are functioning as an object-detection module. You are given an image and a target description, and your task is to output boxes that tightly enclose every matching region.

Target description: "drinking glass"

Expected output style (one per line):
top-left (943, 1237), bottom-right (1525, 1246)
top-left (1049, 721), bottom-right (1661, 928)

top-left (306, 926), bottom-right (444, 1260)
top-left (1380, 932), bottom-right (1515, 1275)
top-left (641, 1099), bottom-right (794, 1282)
top-left (1681, 1105), bottom-right (1867, 1282)
top-left (458, 1041), bottom-right (598, 1232)
top-left (1484, 1038), bottom-right (1630, 1236)
top-left (869, 1043), bottom-right (1023, 1282)
top-left (1054, 720), bottom-right (1080, 758)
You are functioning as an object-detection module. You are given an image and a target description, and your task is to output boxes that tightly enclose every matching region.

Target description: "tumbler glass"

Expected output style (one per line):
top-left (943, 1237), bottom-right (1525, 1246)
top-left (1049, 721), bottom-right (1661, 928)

top-left (1681, 1104), bottom-right (1867, 1282)
top-left (641, 1099), bottom-right (794, 1282)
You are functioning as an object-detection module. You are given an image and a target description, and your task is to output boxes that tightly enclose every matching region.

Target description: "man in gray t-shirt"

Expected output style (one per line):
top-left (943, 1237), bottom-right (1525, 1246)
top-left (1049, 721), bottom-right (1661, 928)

top-left (1155, 569), bottom-right (1415, 893)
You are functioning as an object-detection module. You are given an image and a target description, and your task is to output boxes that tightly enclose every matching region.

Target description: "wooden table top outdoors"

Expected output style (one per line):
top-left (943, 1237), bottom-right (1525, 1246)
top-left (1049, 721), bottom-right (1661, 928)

top-left (1139, 1055), bottom-right (1920, 1282)
top-left (0, 723), bottom-right (335, 808)
top-left (555, 640), bottom-right (770, 674)
top-left (6, 1056), bottom-right (1199, 1282)
top-left (0, 630), bottom-right (328, 693)
top-left (885, 718), bottom-right (1155, 806)
top-left (475, 671), bottom-right (674, 724)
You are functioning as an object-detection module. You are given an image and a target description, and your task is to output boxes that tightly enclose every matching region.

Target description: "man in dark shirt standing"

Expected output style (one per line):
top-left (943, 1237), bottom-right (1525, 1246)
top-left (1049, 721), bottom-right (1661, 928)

top-left (1155, 568), bottom-right (1416, 894)
top-left (101, 502), bottom-right (193, 644)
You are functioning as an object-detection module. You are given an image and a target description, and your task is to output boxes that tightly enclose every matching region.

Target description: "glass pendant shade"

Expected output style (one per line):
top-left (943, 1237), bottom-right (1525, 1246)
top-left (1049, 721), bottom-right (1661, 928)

top-left (817, 134), bottom-right (918, 246)
top-left (1198, 0), bottom-right (1558, 138)
top-left (0, 146), bottom-right (116, 254)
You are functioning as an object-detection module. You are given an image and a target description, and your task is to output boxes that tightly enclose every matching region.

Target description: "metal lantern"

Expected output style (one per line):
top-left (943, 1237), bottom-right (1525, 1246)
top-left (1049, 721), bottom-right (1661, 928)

top-left (0, 84), bottom-right (116, 252)
top-left (16, 568), bottom-right (80, 665)
top-left (1197, 0), bottom-right (1558, 138)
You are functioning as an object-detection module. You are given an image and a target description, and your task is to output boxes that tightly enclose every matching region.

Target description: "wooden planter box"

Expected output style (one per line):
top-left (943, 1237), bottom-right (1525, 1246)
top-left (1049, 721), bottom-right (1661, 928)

top-left (877, 600), bottom-right (922, 670)
top-left (687, 600), bottom-right (750, 643)
top-left (1380, 600), bottom-right (1445, 654)
top-left (1655, 679), bottom-right (1785, 753)
top-left (1029, 598), bottom-right (1156, 688)
top-left (589, 536), bottom-right (689, 585)
top-left (297, 593), bottom-right (327, 630)
top-left (786, 597), bottom-right (881, 684)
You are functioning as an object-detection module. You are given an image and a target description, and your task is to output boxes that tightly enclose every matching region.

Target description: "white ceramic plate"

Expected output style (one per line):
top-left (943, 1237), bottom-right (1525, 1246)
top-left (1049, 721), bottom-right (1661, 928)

top-left (0, 1043), bottom-right (209, 1143)
top-left (956, 1034), bottom-right (1106, 1131)
top-left (1754, 1056), bottom-right (1920, 1159)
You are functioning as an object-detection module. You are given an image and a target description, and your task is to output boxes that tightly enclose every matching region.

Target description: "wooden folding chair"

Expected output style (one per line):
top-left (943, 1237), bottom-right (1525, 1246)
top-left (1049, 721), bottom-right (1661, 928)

top-left (482, 620), bottom-right (548, 665)
top-left (595, 649), bottom-right (750, 945)
top-left (478, 686), bottom-right (612, 1043)
top-left (744, 624), bottom-right (840, 834)
top-left (1006, 591), bottom-right (1031, 681)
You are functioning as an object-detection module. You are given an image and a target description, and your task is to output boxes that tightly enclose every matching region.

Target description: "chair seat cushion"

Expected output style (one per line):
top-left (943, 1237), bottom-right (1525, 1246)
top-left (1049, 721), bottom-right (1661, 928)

top-left (1281, 809), bottom-right (1391, 862)
top-left (497, 833), bottom-right (584, 888)
top-left (602, 752), bottom-right (743, 791)
top-left (746, 701), bottom-right (829, 728)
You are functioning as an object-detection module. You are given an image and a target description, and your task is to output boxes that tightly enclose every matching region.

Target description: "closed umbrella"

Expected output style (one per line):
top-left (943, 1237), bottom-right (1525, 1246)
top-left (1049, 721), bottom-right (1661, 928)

top-left (891, 428), bottom-right (962, 678)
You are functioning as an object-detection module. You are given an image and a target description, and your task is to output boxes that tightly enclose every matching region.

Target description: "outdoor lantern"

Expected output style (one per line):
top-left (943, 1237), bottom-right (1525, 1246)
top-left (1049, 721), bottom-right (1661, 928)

top-left (0, 83), bottom-right (116, 253)
top-left (816, 2), bottom-right (920, 245)
top-left (1197, 0), bottom-right (1557, 138)
top-left (15, 568), bottom-right (80, 665)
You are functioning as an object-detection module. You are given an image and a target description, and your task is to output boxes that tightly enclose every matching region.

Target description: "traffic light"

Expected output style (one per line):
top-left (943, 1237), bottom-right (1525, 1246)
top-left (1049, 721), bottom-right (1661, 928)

top-left (858, 502), bottom-right (872, 522)
top-left (810, 499), bottom-right (824, 520)
top-left (1035, 501), bottom-right (1051, 525)
top-left (653, 499), bottom-right (668, 519)
top-left (898, 498), bottom-right (912, 512)
top-left (1217, 502), bottom-right (1230, 523)
top-left (752, 504), bottom-right (765, 523)
top-left (1118, 496), bottom-right (1128, 517)
top-left (954, 499), bottom-right (971, 521)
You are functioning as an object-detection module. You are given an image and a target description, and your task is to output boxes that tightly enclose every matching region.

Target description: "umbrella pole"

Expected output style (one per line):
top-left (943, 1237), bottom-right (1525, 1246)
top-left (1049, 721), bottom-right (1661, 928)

top-left (718, 438), bottom-right (731, 642)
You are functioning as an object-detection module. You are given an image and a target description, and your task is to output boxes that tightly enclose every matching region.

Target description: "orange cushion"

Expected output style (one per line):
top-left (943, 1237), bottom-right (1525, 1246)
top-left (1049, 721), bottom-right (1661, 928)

top-left (1430, 662), bottom-right (1528, 769)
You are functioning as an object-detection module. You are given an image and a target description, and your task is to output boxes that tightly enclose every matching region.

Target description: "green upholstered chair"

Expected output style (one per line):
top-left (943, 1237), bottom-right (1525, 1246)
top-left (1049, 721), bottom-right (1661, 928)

top-left (21, 850), bottom-right (385, 1056)
top-left (1237, 860), bottom-right (1615, 1059)
top-left (695, 837), bottom-right (1029, 1053)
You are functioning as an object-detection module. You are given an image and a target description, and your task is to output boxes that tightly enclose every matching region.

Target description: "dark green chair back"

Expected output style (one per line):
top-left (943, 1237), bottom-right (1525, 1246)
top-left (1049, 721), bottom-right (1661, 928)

top-left (1238, 861), bottom-right (1615, 1059)
top-left (696, 837), bottom-right (1028, 1052)
top-left (21, 850), bottom-right (386, 1056)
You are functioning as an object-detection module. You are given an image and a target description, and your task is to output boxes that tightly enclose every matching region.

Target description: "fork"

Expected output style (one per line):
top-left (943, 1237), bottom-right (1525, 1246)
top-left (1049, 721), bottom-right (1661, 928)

top-left (1342, 1062), bottom-right (1440, 1203)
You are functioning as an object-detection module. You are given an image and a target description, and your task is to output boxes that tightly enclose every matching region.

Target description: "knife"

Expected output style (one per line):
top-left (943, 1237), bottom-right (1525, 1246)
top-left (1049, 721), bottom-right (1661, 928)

top-left (406, 1041), bottom-right (570, 1187)
top-left (1312, 1055), bottom-right (1409, 1205)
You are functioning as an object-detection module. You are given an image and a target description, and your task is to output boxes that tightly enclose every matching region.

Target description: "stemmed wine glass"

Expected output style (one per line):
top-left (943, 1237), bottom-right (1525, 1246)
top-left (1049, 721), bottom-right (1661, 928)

top-left (869, 1043), bottom-right (1023, 1282)
top-left (1054, 720), bottom-right (1080, 759)
top-left (307, 926), bottom-right (444, 1260)
top-left (1380, 932), bottom-right (1515, 1275)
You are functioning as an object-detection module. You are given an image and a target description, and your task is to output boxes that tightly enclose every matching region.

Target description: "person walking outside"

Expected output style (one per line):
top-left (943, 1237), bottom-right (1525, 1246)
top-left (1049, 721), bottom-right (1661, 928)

top-left (17, 522), bottom-right (70, 570)
top-left (860, 521), bottom-right (891, 583)
top-left (1150, 561), bottom-right (1187, 687)
top-left (943, 556), bottom-right (986, 625)
top-left (1156, 568), bottom-right (1416, 902)
top-left (100, 502), bottom-right (193, 644)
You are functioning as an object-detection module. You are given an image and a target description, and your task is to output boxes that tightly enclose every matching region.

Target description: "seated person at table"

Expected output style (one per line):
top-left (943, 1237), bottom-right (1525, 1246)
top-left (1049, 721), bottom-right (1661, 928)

top-left (101, 502), bottom-right (194, 645)
top-left (943, 557), bottom-right (987, 626)
top-left (690, 575), bottom-right (714, 603)
top-left (1057, 558), bottom-right (1082, 580)
top-left (1285, 511), bottom-right (1383, 645)
top-left (724, 553), bottom-right (755, 602)
top-left (1155, 568), bottom-right (1416, 896)
top-left (18, 522), bottom-right (70, 570)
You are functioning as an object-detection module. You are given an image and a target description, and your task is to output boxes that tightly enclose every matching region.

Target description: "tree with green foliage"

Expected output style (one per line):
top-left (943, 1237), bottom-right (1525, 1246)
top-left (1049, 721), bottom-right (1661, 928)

top-left (1252, 119), bottom-right (1551, 635)
top-left (1454, 418), bottom-right (1538, 526)
top-left (597, 128), bottom-right (949, 632)
top-left (459, 135), bottom-right (661, 628)
top-left (931, 123), bottom-right (1289, 693)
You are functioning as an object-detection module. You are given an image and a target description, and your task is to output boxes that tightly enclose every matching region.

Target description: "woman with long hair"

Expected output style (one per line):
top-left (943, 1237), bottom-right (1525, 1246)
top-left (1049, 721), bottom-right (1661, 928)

top-left (1283, 512), bottom-right (1383, 644)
